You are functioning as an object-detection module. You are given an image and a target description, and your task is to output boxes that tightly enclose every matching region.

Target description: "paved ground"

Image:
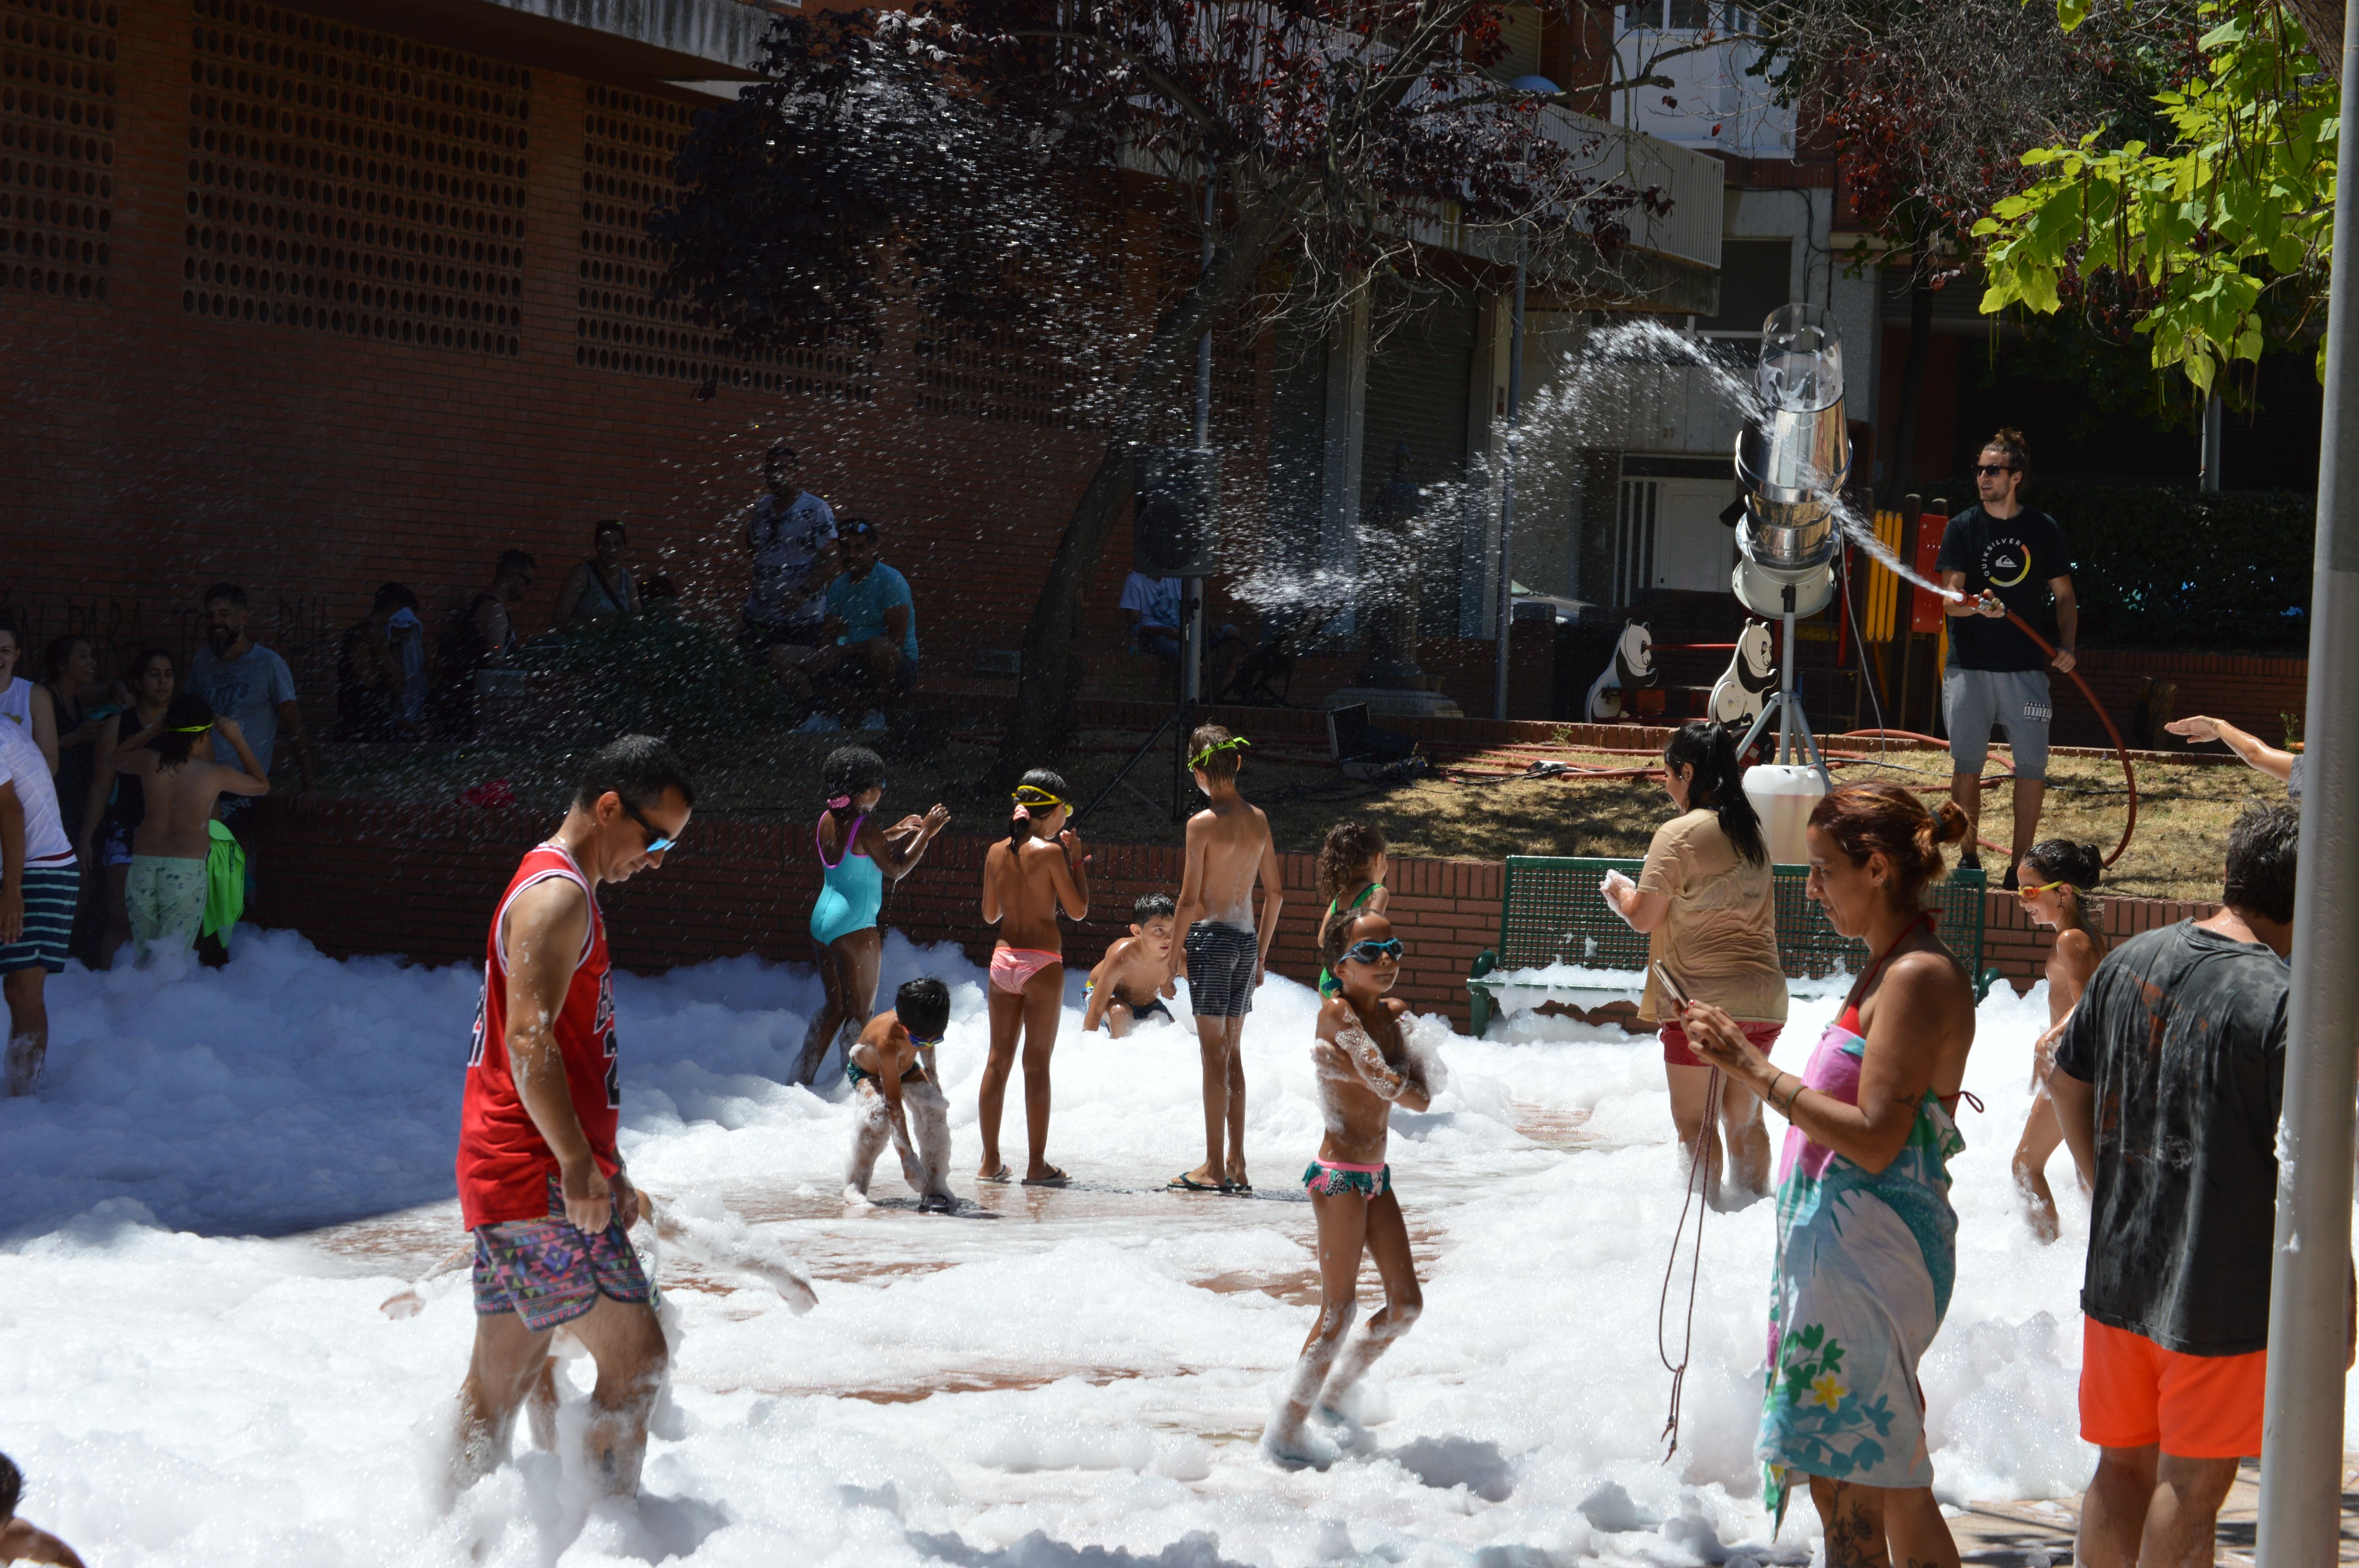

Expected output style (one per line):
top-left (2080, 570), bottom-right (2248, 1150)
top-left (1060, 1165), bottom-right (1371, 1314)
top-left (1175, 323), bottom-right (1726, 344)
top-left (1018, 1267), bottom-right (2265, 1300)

top-left (1949, 1461), bottom-right (2359, 1565)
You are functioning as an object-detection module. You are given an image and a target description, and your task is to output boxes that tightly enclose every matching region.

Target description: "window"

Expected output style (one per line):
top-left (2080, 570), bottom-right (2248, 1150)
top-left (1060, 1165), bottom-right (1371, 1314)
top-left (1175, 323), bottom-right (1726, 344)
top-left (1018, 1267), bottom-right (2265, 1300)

top-left (1649, 1), bottom-right (1748, 29)
top-left (1, 0), bottom-right (118, 302)
top-left (182, 0), bottom-right (529, 354)
top-left (577, 83), bottom-right (871, 400)
top-left (1700, 237), bottom-right (1794, 335)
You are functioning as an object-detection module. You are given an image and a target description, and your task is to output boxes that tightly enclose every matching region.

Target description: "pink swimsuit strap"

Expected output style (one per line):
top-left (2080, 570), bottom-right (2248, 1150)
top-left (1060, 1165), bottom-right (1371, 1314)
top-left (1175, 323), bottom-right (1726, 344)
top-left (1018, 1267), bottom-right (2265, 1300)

top-left (816, 812), bottom-right (869, 870)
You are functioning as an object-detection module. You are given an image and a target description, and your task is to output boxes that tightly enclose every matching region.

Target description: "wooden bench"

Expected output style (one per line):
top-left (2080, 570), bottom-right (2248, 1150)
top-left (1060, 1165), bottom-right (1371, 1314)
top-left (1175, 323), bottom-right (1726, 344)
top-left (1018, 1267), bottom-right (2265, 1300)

top-left (1465, 855), bottom-right (1997, 1037)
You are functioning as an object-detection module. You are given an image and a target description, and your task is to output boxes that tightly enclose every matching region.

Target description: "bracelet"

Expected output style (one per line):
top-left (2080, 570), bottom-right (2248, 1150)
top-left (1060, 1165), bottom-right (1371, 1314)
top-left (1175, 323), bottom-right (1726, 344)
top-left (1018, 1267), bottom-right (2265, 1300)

top-left (1782, 1076), bottom-right (1806, 1116)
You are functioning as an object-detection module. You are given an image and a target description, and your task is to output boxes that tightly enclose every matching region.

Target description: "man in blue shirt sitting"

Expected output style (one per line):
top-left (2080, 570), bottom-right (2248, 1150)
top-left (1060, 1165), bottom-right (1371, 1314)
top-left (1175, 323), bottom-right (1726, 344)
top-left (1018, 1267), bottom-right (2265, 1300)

top-left (799, 518), bottom-right (920, 734)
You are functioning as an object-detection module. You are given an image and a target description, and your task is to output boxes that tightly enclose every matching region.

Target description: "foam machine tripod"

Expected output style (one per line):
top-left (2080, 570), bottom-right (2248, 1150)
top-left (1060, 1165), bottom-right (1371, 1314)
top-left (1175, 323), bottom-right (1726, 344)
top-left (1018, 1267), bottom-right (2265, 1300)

top-left (1722, 305), bottom-right (1851, 788)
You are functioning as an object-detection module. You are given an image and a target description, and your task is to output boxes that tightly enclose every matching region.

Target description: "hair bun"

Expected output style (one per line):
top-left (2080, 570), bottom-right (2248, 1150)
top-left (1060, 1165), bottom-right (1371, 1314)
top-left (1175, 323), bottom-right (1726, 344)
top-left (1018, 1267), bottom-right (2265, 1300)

top-left (1930, 799), bottom-right (1972, 849)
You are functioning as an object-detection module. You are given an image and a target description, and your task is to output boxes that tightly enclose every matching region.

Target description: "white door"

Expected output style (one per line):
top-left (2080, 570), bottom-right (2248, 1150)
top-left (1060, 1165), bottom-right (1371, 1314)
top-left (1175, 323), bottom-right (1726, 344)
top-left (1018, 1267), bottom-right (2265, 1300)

top-left (1651, 477), bottom-right (1737, 592)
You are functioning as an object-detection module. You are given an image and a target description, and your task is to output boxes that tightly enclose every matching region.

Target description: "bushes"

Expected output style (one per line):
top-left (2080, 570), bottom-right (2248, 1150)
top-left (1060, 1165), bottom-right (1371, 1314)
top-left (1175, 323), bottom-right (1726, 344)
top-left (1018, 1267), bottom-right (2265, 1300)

top-left (2021, 484), bottom-right (2313, 650)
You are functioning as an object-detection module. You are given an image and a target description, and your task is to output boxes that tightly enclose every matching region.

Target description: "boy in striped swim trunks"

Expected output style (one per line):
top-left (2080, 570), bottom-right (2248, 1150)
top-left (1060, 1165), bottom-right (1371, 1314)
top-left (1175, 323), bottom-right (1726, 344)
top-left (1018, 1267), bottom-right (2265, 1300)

top-left (0, 715), bottom-right (76, 1096)
top-left (1171, 725), bottom-right (1283, 1193)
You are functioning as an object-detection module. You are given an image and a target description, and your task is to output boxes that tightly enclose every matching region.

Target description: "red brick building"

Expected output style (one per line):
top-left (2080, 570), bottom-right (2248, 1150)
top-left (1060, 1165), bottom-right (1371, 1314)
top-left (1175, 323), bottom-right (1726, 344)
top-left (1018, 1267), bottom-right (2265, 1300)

top-left (5, 0), bottom-right (1722, 721)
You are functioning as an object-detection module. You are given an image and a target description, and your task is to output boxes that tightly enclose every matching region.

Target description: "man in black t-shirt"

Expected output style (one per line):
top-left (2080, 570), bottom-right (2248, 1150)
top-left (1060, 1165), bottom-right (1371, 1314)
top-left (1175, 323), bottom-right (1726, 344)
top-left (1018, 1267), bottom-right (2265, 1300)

top-left (2049, 804), bottom-right (2299, 1568)
top-left (1935, 428), bottom-right (2078, 886)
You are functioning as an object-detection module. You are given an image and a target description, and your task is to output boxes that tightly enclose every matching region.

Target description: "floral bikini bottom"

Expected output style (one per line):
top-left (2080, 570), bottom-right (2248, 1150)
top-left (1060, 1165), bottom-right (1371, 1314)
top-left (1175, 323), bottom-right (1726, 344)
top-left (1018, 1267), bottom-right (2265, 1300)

top-left (1301, 1158), bottom-right (1392, 1200)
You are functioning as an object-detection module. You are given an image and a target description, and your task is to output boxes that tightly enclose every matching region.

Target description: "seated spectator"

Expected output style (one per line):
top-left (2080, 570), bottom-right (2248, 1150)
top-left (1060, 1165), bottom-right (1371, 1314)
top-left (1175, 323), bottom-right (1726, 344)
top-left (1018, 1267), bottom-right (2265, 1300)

top-left (432, 550), bottom-right (534, 738)
top-left (338, 583), bottom-right (417, 741)
top-left (553, 520), bottom-right (640, 630)
top-left (0, 615), bottom-right (59, 774)
top-left (736, 442), bottom-right (840, 700)
top-left (800, 519), bottom-right (918, 734)
top-left (1121, 570), bottom-right (1184, 659)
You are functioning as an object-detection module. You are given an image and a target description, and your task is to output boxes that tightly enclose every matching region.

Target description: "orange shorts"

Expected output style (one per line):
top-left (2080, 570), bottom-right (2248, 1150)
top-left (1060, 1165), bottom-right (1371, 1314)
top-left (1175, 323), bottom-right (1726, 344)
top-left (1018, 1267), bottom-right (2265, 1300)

top-left (2081, 1316), bottom-right (2266, 1458)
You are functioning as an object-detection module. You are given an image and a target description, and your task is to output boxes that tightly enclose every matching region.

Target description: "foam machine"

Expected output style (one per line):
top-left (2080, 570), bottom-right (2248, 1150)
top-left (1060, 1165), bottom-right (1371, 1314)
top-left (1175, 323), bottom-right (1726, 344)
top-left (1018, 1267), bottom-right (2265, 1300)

top-left (1727, 305), bottom-right (1847, 857)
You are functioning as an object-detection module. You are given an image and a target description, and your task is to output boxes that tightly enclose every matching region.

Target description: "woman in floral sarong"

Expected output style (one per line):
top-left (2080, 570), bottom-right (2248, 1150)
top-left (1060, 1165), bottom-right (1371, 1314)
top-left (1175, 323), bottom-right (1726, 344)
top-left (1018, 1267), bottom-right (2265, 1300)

top-left (1680, 782), bottom-right (1979, 1568)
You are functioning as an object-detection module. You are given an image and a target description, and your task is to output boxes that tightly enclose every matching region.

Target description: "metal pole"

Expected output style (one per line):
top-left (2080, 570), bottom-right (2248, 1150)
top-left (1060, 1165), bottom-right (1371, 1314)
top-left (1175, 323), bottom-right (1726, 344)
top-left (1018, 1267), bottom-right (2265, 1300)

top-left (1493, 243), bottom-right (1526, 721)
top-left (2255, 0), bottom-right (2359, 1556)
top-left (1175, 165), bottom-right (1216, 816)
top-left (2201, 394), bottom-right (2224, 492)
top-left (1778, 603), bottom-right (1797, 763)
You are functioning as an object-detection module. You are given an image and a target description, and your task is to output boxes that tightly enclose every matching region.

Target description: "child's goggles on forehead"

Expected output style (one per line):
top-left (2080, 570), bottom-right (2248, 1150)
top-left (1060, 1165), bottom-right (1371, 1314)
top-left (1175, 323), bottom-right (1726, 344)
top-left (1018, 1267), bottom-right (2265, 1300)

top-left (1188, 734), bottom-right (1250, 771)
top-left (1341, 937), bottom-right (1405, 964)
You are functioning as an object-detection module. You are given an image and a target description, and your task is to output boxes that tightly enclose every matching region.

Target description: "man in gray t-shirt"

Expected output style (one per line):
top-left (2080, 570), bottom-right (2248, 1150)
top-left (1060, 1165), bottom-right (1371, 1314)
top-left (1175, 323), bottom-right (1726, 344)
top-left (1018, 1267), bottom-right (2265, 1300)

top-left (2049, 803), bottom-right (2299, 1568)
top-left (189, 582), bottom-right (313, 792)
top-left (734, 441), bottom-right (839, 701)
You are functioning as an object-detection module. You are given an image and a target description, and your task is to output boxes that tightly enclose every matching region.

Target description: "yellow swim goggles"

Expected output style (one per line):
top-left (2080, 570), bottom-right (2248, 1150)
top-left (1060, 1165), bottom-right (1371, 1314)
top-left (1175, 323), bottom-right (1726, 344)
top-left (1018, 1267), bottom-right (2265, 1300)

top-left (1187, 735), bottom-right (1250, 771)
top-left (1010, 785), bottom-right (1068, 810)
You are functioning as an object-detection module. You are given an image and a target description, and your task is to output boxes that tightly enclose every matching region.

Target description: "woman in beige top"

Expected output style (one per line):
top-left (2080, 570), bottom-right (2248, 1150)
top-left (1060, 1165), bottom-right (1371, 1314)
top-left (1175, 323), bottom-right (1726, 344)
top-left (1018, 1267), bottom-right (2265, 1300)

top-left (1604, 720), bottom-right (1788, 1200)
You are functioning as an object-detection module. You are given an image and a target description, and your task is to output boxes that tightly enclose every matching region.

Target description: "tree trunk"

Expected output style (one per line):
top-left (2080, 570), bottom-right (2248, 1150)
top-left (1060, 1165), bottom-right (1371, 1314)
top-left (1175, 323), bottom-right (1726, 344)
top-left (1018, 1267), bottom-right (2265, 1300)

top-left (1882, 210), bottom-right (1937, 508)
top-left (2286, 0), bottom-right (2343, 56)
top-left (991, 191), bottom-right (1292, 780)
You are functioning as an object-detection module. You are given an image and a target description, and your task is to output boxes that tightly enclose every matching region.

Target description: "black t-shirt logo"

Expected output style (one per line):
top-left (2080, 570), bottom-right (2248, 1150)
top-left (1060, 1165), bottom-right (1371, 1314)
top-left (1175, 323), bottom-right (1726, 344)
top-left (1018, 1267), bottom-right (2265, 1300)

top-left (1983, 541), bottom-right (2032, 588)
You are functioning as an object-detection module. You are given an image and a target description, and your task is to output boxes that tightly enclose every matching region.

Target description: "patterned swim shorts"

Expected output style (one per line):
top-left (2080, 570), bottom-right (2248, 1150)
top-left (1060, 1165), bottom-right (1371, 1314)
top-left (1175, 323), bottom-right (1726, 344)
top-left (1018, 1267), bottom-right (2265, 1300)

top-left (1185, 920), bottom-right (1258, 1018)
top-left (471, 1175), bottom-right (653, 1332)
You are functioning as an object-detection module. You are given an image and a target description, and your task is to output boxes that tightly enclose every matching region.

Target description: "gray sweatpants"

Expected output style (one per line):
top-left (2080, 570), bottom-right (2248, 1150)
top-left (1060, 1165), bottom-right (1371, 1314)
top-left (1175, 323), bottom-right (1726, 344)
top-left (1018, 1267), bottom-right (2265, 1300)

top-left (846, 1079), bottom-right (953, 1200)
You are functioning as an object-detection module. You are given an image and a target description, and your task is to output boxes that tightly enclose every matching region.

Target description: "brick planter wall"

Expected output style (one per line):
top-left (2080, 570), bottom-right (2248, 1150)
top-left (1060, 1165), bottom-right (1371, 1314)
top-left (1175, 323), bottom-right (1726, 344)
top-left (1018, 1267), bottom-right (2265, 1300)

top-left (234, 798), bottom-right (2220, 1026)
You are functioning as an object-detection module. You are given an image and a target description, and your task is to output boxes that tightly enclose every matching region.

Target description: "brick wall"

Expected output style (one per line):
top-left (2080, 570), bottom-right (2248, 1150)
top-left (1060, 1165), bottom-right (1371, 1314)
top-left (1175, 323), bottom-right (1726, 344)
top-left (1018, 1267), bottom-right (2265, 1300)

top-left (2065, 649), bottom-right (2309, 752)
top-left (233, 796), bottom-right (2213, 1024)
top-left (1, 1), bottom-right (1234, 712)
top-left (235, 798), bottom-right (1506, 1022)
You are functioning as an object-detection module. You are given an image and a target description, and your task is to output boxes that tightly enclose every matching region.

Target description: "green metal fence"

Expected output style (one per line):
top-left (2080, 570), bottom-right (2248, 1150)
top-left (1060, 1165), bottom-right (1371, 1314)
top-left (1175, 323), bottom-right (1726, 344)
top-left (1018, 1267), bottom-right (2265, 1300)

top-left (1466, 856), bottom-right (1990, 1035)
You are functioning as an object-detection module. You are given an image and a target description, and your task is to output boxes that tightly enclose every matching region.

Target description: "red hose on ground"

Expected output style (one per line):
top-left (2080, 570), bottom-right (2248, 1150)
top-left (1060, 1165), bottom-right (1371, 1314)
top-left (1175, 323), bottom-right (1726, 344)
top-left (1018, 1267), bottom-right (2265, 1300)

top-left (1837, 614), bottom-right (2139, 866)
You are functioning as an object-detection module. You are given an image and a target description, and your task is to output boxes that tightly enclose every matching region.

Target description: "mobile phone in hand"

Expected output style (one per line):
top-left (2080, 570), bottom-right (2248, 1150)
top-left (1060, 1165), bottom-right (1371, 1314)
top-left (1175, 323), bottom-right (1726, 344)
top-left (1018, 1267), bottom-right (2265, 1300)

top-left (1650, 960), bottom-right (1691, 1011)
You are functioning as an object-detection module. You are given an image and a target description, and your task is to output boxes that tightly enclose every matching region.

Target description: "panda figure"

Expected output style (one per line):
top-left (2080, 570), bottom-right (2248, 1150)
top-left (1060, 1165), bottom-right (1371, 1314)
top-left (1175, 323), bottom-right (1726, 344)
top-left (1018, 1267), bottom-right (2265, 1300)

top-left (1708, 619), bottom-right (1779, 730)
top-left (1585, 620), bottom-right (1657, 721)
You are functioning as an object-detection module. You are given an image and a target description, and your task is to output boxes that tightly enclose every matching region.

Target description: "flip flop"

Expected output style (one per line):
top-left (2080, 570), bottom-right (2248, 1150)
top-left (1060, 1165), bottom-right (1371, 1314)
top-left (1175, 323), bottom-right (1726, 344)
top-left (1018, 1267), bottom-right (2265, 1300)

top-left (1168, 1172), bottom-right (1223, 1192)
top-left (1227, 1180), bottom-right (1254, 1195)
top-left (1021, 1166), bottom-right (1070, 1187)
top-left (976, 1166), bottom-right (1012, 1184)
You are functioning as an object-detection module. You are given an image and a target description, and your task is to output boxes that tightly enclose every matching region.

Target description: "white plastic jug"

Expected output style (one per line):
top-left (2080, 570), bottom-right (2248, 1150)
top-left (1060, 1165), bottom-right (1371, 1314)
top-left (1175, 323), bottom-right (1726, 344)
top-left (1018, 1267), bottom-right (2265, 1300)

top-left (1742, 764), bottom-right (1827, 866)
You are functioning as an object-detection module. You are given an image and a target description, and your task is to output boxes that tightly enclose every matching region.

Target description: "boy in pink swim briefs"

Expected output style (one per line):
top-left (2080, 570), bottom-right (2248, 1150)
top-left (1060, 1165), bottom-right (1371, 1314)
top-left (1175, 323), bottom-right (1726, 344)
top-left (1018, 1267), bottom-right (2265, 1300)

top-left (977, 768), bottom-right (1089, 1185)
top-left (1263, 907), bottom-right (1433, 1465)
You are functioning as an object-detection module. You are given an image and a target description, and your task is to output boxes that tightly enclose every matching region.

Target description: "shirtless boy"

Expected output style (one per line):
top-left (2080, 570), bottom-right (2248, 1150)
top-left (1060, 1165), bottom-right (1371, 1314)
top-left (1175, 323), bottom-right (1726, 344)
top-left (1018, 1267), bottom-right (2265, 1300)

top-left (0, 1452), bottom-right (84, 1568)
top-left (1265, 908), bottom-right (1432, 1465)
top-left (1083, 893), bottom-right (1178, 1038)
top-left (977, 769), bottom-right (1089, 1185)
top-left (108, 693), bottom-right (270, 957)
top-left (450, 734), bottom-right (692, 1500)
top-left (845, 976), bottom-right (956, 1211)
top-left (1171, 725), bottom-right (1282, 1193)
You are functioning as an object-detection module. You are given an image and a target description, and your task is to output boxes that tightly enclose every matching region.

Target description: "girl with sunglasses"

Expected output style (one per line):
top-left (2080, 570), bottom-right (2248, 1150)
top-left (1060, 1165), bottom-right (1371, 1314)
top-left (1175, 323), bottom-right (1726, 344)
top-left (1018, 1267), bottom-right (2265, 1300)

top-left (794, 746), bottom-right (952, 1087)
top-left (2011, 838), bottom-right (2105, 1242)
top-left (1264, 908), bottom-right (1433, 1465)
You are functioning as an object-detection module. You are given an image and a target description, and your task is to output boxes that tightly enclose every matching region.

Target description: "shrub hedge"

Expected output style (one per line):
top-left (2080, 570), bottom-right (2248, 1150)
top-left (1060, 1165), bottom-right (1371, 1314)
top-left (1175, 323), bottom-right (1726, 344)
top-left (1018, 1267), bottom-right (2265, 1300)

top-left (1997, 483), bottom-right (2313, 650)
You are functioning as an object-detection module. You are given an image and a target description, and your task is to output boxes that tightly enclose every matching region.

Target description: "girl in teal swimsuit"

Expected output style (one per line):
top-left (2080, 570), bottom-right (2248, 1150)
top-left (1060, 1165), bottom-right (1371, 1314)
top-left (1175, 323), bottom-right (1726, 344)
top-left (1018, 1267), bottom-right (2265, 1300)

top-left (794, 746), bottom-right (953, 1086)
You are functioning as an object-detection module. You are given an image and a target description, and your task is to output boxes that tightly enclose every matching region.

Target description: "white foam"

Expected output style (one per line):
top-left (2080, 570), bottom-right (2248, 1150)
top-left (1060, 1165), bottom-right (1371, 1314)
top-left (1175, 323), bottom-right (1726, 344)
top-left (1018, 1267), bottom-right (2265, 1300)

top-left (0, 930), bottom-right (2343, 1564)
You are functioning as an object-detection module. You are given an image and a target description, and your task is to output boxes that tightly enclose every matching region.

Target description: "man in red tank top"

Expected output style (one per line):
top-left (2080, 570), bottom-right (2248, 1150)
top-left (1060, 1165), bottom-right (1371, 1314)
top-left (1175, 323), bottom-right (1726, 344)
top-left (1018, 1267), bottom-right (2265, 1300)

top-left (450, 735), bottom-right (694, 1500)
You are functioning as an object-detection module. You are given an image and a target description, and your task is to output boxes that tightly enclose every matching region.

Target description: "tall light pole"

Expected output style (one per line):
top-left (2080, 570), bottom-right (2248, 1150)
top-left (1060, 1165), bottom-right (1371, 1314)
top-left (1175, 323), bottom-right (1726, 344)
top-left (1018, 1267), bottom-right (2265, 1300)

top-left (2254, 0), bottom-right (2359, 1556)
top-left (1492, 240), bottom-right (1527, 721)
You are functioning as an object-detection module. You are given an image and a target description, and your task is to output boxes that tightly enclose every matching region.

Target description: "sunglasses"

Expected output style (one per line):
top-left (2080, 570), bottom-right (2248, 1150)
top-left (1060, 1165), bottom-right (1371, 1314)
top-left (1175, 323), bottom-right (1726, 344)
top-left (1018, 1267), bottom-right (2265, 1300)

top-left (621, 799), bottom-right (685, 854)
top-left (1342, 937), bottom-right (1405, 965)
top-left (1973, 464), bottom-right (2020, 477)
top-left (2017, 878), bottom-right (2070, 900)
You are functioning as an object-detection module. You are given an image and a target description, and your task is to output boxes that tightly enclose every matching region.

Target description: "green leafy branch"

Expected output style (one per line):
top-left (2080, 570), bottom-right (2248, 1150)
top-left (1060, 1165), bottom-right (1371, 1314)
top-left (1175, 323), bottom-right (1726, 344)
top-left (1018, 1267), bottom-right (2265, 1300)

top-left (1974, 0), bottom-right (2335, 393)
